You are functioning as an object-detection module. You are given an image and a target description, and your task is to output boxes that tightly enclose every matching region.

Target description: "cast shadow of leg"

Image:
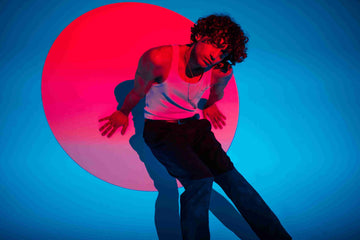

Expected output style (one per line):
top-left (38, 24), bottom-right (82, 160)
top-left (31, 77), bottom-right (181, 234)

top-left (115, 81), bottom-right (259, 240)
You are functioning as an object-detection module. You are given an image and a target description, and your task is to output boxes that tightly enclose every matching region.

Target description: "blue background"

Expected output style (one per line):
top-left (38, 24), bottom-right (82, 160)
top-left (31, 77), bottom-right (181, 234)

top-left (1, 0), bottom-right (359, 239)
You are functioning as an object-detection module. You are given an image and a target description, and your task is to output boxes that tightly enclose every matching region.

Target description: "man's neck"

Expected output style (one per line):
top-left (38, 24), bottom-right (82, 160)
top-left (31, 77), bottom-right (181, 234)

top-left (183, 44), bottom-right (205, 78)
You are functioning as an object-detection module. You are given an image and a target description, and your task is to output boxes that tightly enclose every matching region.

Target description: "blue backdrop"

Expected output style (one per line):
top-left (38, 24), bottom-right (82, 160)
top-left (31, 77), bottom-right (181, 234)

top-left (1, 0), bottom-right (359, 239)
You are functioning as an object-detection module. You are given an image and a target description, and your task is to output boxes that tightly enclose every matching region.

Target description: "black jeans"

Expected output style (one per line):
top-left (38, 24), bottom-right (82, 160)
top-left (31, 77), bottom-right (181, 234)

top-left (143, 118), bottom-right (292, 240)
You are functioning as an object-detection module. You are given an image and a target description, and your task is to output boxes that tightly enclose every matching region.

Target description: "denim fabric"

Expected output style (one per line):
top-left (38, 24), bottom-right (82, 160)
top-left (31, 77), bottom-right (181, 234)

top-left (143, 118), bottom-right (291, 240)
top-left (215, 169), bottom-right (292, 240)
top-left (180, 177), bottom-right (214, 240)
top-left (143, 119), bottom-right (234, 180)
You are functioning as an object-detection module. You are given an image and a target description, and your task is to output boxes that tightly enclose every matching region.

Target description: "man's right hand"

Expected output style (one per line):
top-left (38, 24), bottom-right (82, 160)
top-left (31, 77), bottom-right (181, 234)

top-left (99, 110), bottom-right (129, 137)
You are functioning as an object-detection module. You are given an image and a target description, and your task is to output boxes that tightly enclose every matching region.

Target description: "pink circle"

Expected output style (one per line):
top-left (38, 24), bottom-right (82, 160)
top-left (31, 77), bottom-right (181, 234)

top-left (42, 2), bottom-right (239, 191)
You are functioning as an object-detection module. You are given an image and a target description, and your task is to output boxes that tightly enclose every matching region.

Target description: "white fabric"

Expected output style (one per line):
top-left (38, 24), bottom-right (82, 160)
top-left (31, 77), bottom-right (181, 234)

top-left (144, 45), bottom-right (212, 120)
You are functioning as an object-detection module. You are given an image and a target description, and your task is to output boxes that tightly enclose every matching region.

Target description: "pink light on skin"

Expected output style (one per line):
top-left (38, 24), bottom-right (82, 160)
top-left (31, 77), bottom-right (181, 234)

top-left (42, 2), bottom-right (239, 191)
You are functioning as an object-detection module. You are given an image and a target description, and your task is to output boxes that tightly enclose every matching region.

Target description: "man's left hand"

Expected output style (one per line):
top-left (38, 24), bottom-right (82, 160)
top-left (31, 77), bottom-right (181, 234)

top-left (203, 104), bottom-right (226, 129)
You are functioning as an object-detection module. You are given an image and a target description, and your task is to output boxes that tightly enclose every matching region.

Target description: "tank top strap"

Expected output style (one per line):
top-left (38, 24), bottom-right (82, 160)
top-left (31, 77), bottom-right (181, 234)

top-left (167, 44), bottom-right (211, 88)
top-left (204, 66), bottom-right (213, 87)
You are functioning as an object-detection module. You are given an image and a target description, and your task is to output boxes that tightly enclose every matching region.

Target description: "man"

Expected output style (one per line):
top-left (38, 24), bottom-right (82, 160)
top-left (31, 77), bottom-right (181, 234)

top-left (99, 14), bottom-right (292, 240)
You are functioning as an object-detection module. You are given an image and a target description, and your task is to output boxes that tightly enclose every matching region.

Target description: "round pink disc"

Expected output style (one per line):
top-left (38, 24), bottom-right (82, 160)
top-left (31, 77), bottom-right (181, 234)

top-left (42, 2), bottom-right (239, 191)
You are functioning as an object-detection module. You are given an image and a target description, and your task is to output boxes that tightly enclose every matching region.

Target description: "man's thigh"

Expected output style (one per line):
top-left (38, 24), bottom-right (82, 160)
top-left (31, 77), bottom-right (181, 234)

top-left (143, 120), bottom-right (213, 181)
top-left (192, 119), bottom-right (235, 176)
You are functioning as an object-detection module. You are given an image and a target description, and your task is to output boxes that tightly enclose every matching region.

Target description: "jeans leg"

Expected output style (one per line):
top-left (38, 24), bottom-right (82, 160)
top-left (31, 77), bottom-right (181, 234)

top-left (179, 177), bottom-right (214, 240)
top-left (214, 169), bottom-right (292, 240)
top-left (143, 121), bottom-right (215, 240)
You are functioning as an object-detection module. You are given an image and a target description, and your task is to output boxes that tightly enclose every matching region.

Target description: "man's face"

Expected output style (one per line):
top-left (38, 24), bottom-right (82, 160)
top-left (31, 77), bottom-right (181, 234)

top-left (193, 36), bottom-right (230, 68)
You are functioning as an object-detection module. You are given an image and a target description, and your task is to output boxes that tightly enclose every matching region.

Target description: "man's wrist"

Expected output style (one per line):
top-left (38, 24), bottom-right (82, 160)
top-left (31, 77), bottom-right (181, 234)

top-left (203, 101), bottom-right (214, 109)
top-left (118, 109), bottom-right (130, 116)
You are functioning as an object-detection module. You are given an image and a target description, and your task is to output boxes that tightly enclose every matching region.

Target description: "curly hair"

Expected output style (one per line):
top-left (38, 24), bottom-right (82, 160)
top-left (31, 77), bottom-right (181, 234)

top-left (190, 14), bottom-right (249, 70)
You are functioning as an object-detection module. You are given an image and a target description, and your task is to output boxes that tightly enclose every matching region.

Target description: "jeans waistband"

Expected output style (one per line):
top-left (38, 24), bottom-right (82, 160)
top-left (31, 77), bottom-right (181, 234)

top-left (145, 114), bottom-right (200, 125)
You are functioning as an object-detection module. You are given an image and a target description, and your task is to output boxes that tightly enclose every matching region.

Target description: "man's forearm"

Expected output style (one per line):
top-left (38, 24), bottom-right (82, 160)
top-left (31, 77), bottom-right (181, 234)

top-left (204, 91), bottom-right (223, 109)
top-left (119, 89), bottom-right (144, 116)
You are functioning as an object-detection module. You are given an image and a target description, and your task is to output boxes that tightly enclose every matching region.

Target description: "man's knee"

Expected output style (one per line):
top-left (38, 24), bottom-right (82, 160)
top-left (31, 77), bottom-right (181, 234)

top-left (180, 177), bottom-right (214, 207)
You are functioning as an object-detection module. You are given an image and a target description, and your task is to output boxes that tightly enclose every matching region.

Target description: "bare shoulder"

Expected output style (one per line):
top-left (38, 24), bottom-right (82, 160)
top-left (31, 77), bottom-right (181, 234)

top-left (133, 46), bottom-right (173, 91)
top-left (140, 45), bottom-right (172, 70)
top-left (211, 65), bottom-right (233, 85)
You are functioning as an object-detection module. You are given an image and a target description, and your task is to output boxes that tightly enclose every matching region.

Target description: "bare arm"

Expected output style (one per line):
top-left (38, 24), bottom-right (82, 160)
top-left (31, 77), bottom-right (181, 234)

top-left (203, 67), bottom-right (233, 129)
top-left (99, 48), bottom-right (165, 137)
top-left (119, 52), bottom-right (161, 116)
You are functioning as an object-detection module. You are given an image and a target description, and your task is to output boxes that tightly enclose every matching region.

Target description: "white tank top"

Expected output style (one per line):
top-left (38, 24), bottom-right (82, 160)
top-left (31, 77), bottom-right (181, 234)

top-left (144, 45), bottom-right (212, 120)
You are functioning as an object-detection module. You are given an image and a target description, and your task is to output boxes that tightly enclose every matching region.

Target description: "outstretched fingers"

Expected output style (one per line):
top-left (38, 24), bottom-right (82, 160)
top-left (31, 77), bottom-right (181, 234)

top-left (208, 115), bottom-right (218, 129)
top-left (99, 116), bottom-right (110, 122)
top-left (217, 109), bottom-right (226, 120)
top-left (216, 115), bottom-right (226, 129)
top-left (107, 127), bottom-right (118, 138)
top-left (120, 120), bottom-right (129, 135)
top-left (205, 112), bottom-right (226, 129)
top-left (101, 124), bottom-right (113, 136)
top-left (99, 122), bottom-right (111, 132)
top-left (99, 111), bottom-right (129, 137)
top-left (214, 116), bottom-right (223, 129)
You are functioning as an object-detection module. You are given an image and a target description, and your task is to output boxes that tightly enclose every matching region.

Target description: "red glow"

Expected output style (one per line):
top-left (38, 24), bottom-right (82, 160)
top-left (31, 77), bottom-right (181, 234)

top-left (42, 3), bottom-right (239, 191)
